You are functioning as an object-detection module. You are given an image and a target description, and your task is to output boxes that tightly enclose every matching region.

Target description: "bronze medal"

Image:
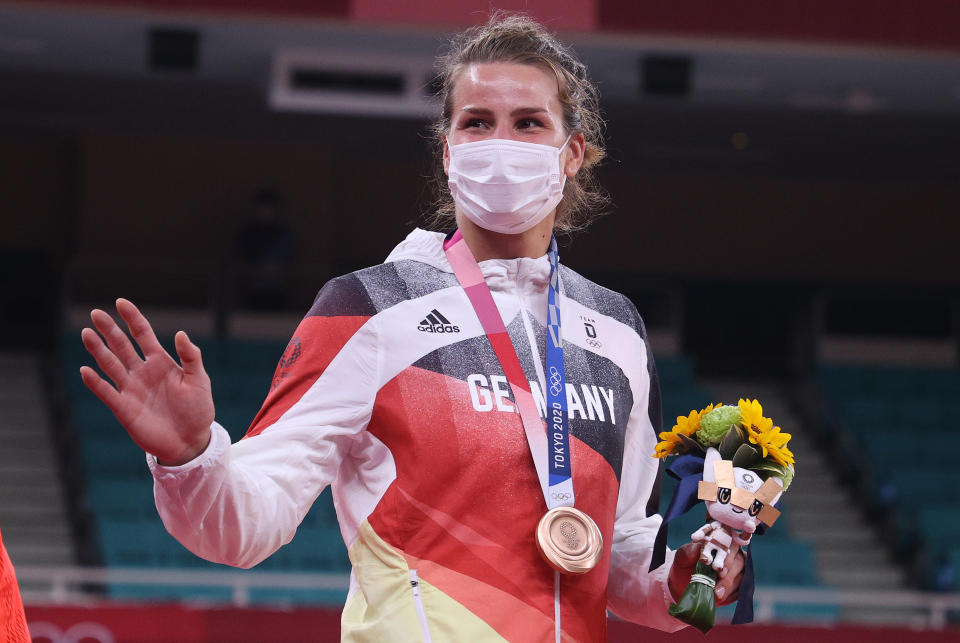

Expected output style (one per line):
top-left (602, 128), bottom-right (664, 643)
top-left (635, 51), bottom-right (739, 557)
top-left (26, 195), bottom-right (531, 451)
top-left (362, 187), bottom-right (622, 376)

top-left (536, 507), bottom-right (603, 575)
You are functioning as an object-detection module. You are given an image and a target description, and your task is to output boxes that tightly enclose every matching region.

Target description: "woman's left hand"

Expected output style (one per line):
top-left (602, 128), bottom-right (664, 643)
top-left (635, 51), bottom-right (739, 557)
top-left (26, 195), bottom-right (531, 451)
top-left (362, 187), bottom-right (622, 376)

top-left (668, 541), bottom-right (745, 606)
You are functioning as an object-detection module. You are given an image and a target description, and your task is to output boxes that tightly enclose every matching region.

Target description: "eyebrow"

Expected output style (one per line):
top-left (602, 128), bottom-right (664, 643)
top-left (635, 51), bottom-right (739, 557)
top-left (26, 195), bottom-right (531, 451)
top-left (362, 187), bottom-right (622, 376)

top-left (460, 106), bottom-right (549, 117)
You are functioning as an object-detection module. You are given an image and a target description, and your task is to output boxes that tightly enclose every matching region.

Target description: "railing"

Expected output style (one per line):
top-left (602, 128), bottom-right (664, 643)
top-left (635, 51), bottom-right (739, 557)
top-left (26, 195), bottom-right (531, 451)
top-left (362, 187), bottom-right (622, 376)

top-left (17, 566), bottom-right (350, 608)
top-left (754, 586), bottom-right (960, 629)
top-left (18, 566), bottom-right (960, 628)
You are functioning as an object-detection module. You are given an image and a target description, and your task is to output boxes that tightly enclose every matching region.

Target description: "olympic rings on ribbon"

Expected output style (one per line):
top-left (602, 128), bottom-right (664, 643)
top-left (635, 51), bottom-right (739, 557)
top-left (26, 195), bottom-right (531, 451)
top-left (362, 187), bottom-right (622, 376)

top-left (549, 366), bottom-right (563, 396)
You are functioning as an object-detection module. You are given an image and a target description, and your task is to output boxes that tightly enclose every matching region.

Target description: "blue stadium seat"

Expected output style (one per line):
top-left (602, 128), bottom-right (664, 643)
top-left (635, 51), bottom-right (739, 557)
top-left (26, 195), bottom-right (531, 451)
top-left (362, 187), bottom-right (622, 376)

top-left (817, 365), bottom-right (870, 397)
top-left (654, 356), bottom-right (696, 390)
top-left (81, 437), bottom-right (149, 476)
top-left (662, 388), bottom-right (717, 428)
top-left (71, 395), bottom-right (126, 437)
top-left (207, 338), bottom-right (286, 373)
top-left (749, 540), bottom-right (818, 586)
top-left (98, 519), bottom-right (172, 567)
top-left (919, 505), bottom-right (960, 562)
top-left (771, 602), bottom-right (840, 623)
top-left (285, 525), bottom-right (350, 572)
top-left (211, 370), bottom-right (272, 404)
top-left (87, 477), bottom-right (156, 520)
top-left (248, 586), bottom-right (348, 607)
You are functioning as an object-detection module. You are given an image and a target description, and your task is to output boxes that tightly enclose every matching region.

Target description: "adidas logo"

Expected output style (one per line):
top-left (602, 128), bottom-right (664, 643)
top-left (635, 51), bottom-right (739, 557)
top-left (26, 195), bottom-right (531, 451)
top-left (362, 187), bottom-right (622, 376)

top-left (417, 309), bottom-right (460, 334)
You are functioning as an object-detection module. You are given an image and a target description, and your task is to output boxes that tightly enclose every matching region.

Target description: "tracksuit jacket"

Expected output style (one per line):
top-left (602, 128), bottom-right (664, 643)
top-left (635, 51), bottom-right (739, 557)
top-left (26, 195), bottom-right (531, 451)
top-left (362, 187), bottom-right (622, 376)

top-left (149, 228), bottom-right (684, 641)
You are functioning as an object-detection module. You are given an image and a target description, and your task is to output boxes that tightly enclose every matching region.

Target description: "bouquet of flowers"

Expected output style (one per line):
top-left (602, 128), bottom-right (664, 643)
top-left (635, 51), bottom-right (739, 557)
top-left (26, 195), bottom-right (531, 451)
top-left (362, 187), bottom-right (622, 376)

top-left (652, 399), bottom-right (795, 632)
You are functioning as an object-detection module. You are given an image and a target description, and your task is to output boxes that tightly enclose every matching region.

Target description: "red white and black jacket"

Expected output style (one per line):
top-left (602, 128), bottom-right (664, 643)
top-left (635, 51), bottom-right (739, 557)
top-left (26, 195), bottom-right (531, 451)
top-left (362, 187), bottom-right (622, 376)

top-left (149, 228), bottom-right (683, 641)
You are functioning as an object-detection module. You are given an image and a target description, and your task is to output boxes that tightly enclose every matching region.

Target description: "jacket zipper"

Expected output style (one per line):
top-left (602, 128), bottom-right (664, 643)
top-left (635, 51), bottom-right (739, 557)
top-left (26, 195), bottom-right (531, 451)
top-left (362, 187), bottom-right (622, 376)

top-left (409, 569), bottom-right (433, 642)
top-left (519, 292), bottom-right (547, 393)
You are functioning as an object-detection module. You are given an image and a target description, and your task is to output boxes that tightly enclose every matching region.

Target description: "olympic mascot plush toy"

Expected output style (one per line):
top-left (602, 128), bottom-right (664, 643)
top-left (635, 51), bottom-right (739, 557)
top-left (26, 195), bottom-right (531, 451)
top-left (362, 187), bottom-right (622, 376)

top-left (695, 447), bottom-right (784, 571)
top-left (650, 399), bottom-right (795, 633)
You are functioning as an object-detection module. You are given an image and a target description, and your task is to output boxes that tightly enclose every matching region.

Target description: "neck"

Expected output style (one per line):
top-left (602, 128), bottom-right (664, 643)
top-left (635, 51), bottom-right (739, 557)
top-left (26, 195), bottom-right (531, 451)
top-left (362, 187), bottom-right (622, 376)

top-left (455, 213), bottom-right (555, 262)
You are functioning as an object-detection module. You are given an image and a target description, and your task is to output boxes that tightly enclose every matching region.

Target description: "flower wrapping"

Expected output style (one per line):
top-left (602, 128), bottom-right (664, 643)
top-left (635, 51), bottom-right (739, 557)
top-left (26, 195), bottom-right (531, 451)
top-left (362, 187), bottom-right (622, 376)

top-left (668, 561), bottom-right (718, 633)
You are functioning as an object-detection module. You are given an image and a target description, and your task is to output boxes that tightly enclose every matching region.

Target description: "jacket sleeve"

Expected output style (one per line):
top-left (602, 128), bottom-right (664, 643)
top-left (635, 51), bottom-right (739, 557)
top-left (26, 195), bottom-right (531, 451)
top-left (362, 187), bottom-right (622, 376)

top-left (147, 277), bottom-right (380, 568)
top-left (606, 321), bottom-right (687, 632)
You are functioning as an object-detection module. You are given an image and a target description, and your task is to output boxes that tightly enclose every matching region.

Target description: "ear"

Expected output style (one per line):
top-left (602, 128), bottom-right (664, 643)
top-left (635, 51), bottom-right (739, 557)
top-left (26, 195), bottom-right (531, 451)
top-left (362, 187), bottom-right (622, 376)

top-left (563, 131), bottom-right (586, 178)
top-left (703, 448), bottom-right (721, 483)
top-left (442, 137), bottom-right (451, 176)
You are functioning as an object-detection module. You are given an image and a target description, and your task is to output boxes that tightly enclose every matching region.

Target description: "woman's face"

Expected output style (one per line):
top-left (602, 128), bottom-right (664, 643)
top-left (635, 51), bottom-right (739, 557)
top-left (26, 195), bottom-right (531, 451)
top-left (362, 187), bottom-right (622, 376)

top-left (442, 62), bottom-right (584, 178)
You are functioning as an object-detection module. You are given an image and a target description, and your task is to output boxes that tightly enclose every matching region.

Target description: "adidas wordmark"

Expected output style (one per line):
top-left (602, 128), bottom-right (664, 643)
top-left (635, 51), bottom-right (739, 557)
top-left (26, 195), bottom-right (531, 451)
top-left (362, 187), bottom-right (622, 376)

top-left (417, 309), bottom-right (460, 333)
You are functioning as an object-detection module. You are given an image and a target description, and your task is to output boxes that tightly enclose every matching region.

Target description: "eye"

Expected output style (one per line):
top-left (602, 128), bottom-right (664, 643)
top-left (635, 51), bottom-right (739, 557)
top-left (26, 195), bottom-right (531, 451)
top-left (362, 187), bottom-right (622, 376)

top-left (463, 118), bottom-right (489, 129)
top-left (516, 117), bottom-right (544, 130)
top-left (717, 488), bottom-right (731, 504)
top-left (749, 500), bottom-right (763, 517)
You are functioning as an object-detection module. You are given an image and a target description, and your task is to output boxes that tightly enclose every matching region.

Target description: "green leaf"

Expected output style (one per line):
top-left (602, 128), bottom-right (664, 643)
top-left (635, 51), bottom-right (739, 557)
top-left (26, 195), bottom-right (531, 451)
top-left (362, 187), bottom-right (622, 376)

top-left (753, 460), bottom-right (794, 491)
top-left (667, 561), bottom-right (717, 633)
top-left (718, 425), bottom-right (747, 459)
top-left (732, 443), bottom-right (762, 469)
top-left (678, 434), bottom-right (706, 458)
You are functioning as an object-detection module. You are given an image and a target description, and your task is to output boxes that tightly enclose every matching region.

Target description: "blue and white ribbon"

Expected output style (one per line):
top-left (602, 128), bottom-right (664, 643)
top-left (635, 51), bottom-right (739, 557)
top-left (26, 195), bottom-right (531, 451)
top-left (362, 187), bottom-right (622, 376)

top-left (545, 238), bottom-right (574, 509)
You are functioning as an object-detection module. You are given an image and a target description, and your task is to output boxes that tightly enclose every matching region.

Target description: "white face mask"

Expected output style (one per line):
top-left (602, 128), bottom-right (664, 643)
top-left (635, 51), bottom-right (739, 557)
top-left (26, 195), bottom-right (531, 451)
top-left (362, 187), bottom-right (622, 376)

top-left (446, 136), bottom-right (570, 235)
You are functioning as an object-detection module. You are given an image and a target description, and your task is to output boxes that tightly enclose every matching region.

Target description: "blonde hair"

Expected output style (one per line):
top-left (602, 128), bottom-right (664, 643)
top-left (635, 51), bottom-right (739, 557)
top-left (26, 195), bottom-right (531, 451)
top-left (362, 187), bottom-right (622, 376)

top-left (426, 13), bottom-right (608, 235)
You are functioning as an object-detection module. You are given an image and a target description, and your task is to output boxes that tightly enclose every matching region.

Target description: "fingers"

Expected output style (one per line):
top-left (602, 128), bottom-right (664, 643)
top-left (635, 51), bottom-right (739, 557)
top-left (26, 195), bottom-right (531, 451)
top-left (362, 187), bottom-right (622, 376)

top-left (671, 538), bottom-right (744, 605)
top-left (174, 330), bottom-right (206, 377)
top-left (116, 298), bottom-right (166, 359)
top-left (715, 545), bottom-right (745, 605)
top-left (80, 327), bottom-right (129, 388)
top-left (718, 541), bottom-right (742, 579)
top-left (715, 571), bottom-right (742, 605)
top-left (90, 308), bottom-right (142, 371)
top-left (79, 365), bottom-right (122, 413)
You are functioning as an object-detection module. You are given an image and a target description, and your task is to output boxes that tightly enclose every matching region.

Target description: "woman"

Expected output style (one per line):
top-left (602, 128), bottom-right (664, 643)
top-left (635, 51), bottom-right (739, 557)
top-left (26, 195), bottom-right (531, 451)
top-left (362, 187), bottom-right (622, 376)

top-left (80, 15), bottom-right (743, 641)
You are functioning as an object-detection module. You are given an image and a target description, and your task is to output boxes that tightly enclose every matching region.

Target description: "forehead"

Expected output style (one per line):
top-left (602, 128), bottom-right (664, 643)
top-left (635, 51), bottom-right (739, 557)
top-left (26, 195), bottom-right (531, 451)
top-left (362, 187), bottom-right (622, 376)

top-left (450, 62), bottom-right (561, 113)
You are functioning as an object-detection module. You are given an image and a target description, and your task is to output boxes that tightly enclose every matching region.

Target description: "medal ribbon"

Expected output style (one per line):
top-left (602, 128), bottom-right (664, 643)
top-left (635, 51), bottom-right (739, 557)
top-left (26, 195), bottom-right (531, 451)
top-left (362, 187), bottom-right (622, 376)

top-left (444, 229), bottom-right (574, 510)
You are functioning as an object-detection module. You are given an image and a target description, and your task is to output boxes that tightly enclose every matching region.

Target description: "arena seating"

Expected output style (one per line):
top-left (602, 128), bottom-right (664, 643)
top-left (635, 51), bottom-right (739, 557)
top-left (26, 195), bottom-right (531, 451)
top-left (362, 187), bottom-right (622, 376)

top-left (817, 363), bottom-right (960, 590)
top-left (63, 332), bottom-right (350, 604)
top-left (656, 357), bottom-right (715, 427)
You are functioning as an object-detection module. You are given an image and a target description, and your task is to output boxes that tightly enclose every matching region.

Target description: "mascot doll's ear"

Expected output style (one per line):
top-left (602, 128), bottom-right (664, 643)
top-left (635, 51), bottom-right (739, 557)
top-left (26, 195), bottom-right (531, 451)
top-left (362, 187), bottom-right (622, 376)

top-left (698, 448), bottom-right (723, 502)
top-left (703, 448), bottom-right (721, 482)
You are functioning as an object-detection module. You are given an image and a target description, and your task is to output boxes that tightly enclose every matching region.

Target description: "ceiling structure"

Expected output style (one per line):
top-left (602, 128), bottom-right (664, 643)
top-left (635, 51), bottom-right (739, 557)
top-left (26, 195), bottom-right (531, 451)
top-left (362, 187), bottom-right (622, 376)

top-left (0, 2), bottom-right (958, 181)
top-left (12, 0), bottom-right (960, 52)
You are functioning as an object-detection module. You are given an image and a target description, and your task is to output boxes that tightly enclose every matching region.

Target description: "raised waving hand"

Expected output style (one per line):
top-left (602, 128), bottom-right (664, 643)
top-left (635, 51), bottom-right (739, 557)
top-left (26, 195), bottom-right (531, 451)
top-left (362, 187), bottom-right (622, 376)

top-left (79, 298), bottom-right (214, 466)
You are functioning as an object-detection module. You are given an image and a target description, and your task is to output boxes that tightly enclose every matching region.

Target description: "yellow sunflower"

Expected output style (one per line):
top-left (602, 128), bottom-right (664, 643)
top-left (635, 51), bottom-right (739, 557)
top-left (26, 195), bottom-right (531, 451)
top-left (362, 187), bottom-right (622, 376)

top-left (738, 398), bottom-right (773, 433)
top-left (653, 431), bottom-right (684, 458)
top-left (653, 403), bottom-right (720, 458)
top-left (747, 423), bottom-right (794, 467)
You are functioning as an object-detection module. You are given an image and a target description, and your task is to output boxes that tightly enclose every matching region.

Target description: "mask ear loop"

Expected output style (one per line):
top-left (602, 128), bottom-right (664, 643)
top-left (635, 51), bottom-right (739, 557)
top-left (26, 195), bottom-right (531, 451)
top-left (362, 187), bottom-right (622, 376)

top-left (556, 133), bottom-right (574, 194)
top-left (559, 133), bottom-right (573, 170)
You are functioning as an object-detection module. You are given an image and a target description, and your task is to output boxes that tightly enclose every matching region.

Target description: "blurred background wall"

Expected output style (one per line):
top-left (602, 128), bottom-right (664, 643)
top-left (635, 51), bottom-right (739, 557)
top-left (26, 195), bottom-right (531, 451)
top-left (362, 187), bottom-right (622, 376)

top-left (1, 0), bottom-right (957, 374)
